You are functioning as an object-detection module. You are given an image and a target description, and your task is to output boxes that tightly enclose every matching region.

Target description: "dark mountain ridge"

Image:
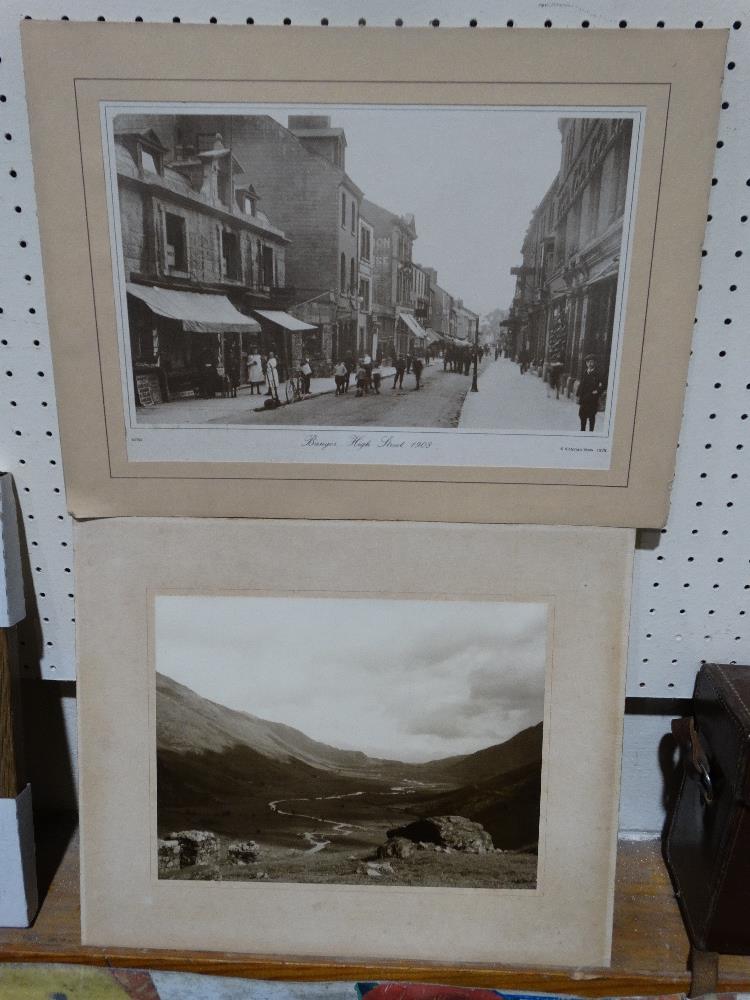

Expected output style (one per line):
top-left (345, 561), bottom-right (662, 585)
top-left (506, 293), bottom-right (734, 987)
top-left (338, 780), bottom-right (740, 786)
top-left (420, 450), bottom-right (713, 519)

top-left (157, 671), bottom-right (542, 782)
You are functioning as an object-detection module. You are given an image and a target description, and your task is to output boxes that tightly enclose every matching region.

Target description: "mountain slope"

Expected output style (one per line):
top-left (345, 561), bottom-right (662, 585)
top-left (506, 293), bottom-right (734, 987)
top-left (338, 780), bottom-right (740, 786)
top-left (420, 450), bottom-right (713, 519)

top-left (157, 672), bottom-right (376, 773)
top-left (413, 722), bottom-right (543, 785)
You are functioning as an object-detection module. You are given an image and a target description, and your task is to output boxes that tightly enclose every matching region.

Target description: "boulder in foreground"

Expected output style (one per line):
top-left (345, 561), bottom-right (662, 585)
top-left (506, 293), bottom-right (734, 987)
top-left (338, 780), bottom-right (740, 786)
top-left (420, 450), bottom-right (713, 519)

top-left (387, 815), bottom-right (494, 853)
top-left (169, 829), bottom-right (218, 867)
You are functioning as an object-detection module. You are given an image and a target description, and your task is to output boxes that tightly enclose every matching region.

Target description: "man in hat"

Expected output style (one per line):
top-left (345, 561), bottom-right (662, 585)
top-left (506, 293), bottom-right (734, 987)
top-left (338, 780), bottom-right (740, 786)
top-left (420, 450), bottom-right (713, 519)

top-left (577, 355), bottom-right (604, 431)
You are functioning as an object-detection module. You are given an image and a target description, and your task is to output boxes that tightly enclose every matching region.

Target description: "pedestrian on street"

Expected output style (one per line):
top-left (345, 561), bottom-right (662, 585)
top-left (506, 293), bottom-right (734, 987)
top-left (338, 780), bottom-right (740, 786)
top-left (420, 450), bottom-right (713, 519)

top-left (412, 354), bottom-right (424, 390)
top-left (371, 360), bottom-right (382, 394)
top-left (266, 351), bottom-right (280, 403)
top-left (547, 359), bottom-right (565, 399)
top-left (393, 356), bottom-right (406, 390)
top-left (355, 363), bottom-right (370, 397)
top-left (334, 359), bottom-right (347, 396)
top-left (577, 355), bottom-right (604, 432)
top-left (518, 346), bottom-right (530, 375)
top-left (227, 348), bottom-right (241, 398)
top-left (463, 350), bottom-right (472, 376)
top-left (406, 353), bottom-right (413, 374)
top-left (300, 356), bottom-right (313, 395)
top-left (247, 349), bottom-right (264, 396)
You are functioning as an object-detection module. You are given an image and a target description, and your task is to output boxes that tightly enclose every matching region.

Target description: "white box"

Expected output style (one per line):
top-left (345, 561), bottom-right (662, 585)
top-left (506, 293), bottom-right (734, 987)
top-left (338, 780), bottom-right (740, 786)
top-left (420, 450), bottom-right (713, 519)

top-left (0, 785), bottom-right (38, 927)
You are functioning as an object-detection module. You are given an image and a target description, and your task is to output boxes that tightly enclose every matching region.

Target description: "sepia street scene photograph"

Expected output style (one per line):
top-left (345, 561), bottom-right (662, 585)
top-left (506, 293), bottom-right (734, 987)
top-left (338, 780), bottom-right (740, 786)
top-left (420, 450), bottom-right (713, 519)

top-left (155, 595), bottom-right (547, 889)
top-left (110, 105), bottom-right (636, 439)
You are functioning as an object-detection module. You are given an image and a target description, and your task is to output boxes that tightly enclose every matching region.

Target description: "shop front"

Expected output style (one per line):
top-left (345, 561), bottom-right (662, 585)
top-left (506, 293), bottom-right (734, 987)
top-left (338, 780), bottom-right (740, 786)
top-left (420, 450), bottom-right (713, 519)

top-left (252, 310), bottom-right (319, 380)
top-left (126, 283), bottom-right (261, 404)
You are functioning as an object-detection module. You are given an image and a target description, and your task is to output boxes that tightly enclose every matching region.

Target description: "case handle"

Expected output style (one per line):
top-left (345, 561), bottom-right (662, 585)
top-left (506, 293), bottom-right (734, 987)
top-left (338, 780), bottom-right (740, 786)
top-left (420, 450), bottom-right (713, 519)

top-left (672, 717), bottom-right (714, 805)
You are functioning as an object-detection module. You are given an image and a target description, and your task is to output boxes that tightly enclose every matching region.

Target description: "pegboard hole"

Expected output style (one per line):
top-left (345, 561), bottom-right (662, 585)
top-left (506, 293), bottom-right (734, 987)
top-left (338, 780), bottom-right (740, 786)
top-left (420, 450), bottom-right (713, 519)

top-left (581, 19), bottom-right (589, 27)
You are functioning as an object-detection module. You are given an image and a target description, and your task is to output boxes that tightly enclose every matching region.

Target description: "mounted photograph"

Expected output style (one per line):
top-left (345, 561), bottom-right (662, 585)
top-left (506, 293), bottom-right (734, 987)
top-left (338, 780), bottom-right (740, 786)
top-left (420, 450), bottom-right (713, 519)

top-left (105, 103), bottom-right (640, 470)
top-left (24, 22), bottom-right (724, 522)
top-left (154, 594), bottom-right (548, 890)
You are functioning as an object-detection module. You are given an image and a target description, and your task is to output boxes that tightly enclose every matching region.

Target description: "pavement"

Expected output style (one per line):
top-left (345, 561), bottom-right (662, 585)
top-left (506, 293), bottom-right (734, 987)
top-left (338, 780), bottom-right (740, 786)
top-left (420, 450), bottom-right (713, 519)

top-left (459, 357), bottom-right (580, 432)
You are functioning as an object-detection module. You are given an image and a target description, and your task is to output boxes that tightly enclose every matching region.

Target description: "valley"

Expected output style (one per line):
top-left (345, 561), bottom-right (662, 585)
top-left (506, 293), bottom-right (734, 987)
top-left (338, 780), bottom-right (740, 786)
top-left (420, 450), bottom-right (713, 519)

top-left (156, 672), bottom-right (543, 888)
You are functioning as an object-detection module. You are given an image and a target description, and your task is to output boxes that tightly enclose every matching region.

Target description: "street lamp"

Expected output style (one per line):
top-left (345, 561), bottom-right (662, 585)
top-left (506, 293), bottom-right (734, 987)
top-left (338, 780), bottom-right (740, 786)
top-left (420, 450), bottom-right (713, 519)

top-left (471, 316), bottom-right (479, 392)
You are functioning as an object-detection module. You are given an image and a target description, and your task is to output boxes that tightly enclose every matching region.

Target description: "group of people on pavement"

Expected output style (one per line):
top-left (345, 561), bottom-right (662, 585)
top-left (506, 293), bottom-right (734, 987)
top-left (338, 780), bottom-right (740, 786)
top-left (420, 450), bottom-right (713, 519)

top-left (333, 354), bottom-right (383, 396)
top-left (392, 354), bottom-right (424, 391)
top-left (246, 349), bottom-right (277, 397)
top-left (442, 343), bottom-right (487, 375)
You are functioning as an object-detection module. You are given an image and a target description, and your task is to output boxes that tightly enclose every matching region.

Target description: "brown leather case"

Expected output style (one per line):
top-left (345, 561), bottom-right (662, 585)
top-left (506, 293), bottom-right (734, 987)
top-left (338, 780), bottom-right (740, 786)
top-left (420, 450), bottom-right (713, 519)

top-left (665, 663), bottom-right (750, 954)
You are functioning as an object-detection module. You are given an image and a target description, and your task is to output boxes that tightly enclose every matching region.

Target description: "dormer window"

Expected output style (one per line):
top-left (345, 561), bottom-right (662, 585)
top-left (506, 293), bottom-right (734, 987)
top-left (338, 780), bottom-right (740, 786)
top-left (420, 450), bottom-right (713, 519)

top-left (139, 142), bottom-right (163, 176)
top-left (244, 195), bottom-right (256, 217)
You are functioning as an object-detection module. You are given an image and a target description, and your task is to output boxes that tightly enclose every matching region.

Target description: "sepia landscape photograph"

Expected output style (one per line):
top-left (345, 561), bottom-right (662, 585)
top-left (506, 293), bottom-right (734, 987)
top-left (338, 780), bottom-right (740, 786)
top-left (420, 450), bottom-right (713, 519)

top-left (108, 104), bottom-right (638, 444)
top-left (155, 594), bottom-right (548, 889)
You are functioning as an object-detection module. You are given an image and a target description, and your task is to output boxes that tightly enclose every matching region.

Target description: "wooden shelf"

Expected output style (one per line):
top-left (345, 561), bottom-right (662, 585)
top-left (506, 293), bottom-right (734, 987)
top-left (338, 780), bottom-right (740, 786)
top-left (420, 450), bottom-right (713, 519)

top-left (2, 819), bottom-right (750, 995)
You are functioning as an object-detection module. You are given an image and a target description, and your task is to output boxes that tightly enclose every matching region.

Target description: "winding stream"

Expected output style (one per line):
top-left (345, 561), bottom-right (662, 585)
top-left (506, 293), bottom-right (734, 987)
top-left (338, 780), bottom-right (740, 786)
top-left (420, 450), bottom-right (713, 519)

top-left (268, 780), bottom-right (441, 854)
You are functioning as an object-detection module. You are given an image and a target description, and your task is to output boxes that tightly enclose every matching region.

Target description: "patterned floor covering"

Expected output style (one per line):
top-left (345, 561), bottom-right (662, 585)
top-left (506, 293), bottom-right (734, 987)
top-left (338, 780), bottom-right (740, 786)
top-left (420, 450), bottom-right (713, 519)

top-left (0, 965), bottom-right (743, 1000)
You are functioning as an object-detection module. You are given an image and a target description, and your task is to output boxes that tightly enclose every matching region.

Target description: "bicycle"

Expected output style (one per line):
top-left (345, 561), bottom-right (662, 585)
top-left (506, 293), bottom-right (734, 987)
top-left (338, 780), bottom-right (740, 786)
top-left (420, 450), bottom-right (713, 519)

top-left (285, 371), bottom-right (305, 404)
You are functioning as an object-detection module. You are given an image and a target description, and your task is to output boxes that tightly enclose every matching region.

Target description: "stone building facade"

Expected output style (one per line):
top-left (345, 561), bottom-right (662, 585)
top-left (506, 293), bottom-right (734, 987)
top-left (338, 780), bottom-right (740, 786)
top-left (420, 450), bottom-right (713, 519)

top-left (180, 113), bottom-right (364, 372)
top-left (358, 215), bottom-right (375, 357)
top-left (114, 119), bottom-right (290, 400)
top-left (362, 197), bottom-right (421, 360)
top-left (507, 117), bottom-right (633, 399)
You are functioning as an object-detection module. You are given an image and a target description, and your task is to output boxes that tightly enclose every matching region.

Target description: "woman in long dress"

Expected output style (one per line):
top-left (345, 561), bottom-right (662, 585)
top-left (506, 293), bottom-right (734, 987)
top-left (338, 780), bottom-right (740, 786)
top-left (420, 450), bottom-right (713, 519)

top-left (266, 351), bottom-right (280, 402)
top-left (247, 350), bottom-right (265, 395)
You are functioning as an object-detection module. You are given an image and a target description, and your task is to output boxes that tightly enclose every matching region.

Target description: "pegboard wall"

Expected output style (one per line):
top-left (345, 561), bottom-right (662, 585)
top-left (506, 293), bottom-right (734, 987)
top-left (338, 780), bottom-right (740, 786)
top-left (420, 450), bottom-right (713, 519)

top-left (0, 0), bottom-right (747, 695)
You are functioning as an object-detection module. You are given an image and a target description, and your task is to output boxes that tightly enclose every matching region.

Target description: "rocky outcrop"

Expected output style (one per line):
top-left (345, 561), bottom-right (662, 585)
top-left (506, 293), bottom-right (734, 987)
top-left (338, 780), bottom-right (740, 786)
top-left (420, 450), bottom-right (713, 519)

top-left (227, 840), bottom-right (260, 865)
top-left (169, 829), bottom-right (218, 867)
top-left (377, 836), bottom-right (415, 860)
top-left (357, 861), bottom-right (395, 879)
top-left (157, 838), bottom-right (180, 872)
top-left (387, 815), bottom-right (494, 853)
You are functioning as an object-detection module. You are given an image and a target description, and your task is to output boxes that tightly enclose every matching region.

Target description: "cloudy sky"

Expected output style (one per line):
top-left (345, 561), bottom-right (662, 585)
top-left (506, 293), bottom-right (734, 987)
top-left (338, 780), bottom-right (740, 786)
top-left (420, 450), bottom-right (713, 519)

top-left (155, 594), bottom-right (548, 763)
top-left (248, 104), bottom-right (565, 316)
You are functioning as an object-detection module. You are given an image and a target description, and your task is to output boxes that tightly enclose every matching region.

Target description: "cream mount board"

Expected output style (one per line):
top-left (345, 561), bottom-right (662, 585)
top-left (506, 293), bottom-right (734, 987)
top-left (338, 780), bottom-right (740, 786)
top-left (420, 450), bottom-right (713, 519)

top-left (0, 1), bottom-right (747, 699)
top-left (20, 21), bottom-right (725, 526)
top-left (75, 518), bottom-right (632, 966)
